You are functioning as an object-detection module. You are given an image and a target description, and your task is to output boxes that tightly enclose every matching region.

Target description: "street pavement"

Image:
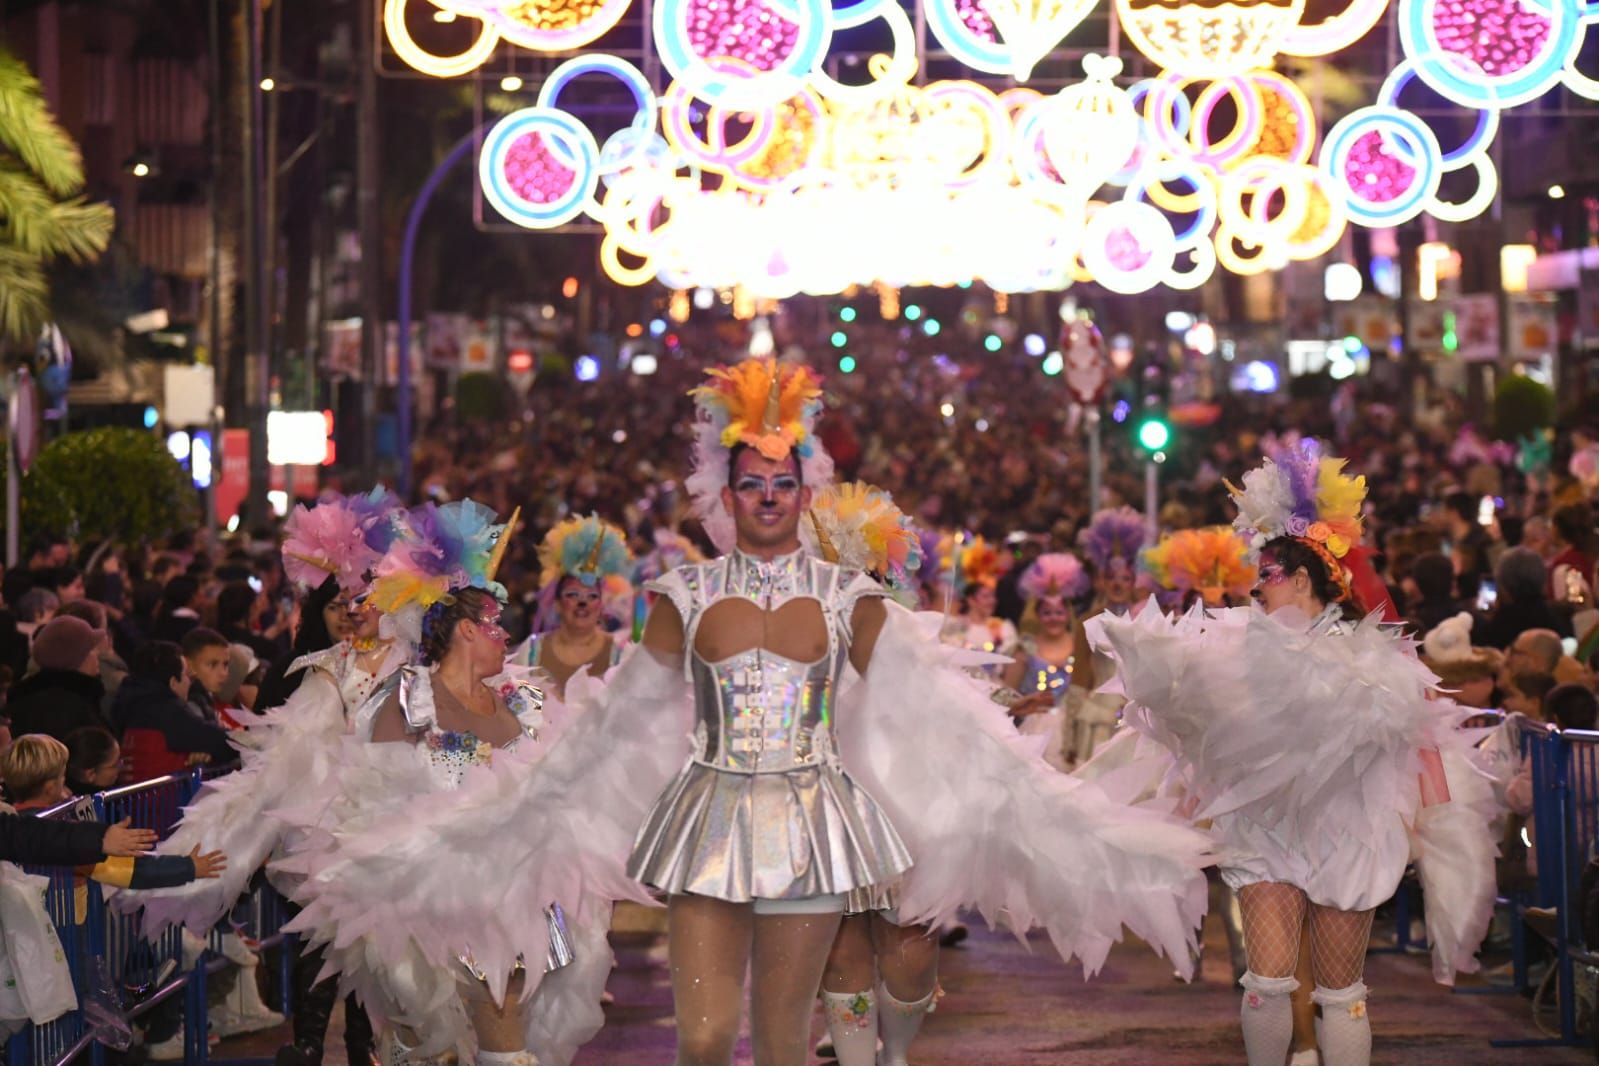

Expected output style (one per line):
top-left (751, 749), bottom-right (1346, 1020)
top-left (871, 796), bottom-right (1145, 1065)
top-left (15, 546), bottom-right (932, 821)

top-left (220, 913), bottom-right (1592, 1065)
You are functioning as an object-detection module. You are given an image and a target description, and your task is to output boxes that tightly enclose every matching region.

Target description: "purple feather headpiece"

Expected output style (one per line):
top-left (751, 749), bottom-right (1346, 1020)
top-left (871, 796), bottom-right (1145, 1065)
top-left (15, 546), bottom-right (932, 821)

top-left (1078, 507), bottom-right (1147, 575)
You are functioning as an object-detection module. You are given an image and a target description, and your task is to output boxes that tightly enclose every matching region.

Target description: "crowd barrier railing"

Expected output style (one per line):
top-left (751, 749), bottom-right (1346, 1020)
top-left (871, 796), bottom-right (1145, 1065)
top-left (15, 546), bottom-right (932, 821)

top-left (5, 771), bottom-right (294, 1066)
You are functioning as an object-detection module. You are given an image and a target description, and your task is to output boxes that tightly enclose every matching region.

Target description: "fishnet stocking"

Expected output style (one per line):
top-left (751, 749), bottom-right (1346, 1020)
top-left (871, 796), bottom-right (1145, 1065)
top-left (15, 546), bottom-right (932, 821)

top-left (668, 894), bottom-right (752, 1066)
top-left (1307, 905), bottom-right (1374, 990)
top-left (749, 910), bottom-right (843, 1066)
top-left (1238, 882), bottom-right (1308, 978)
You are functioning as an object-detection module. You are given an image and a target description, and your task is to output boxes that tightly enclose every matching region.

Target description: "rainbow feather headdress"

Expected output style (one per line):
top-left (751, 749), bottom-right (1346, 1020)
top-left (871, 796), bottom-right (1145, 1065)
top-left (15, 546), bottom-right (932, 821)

top-left (281, 487), bottom-right (403, 594)
top-left (1141, 527), bottom-right (1258, 606)
top-left (1228, 438), bottom-right (1365, 559)
top-left (538, 514), bottom-right (633, 589)
top-left (1018, 552), bottom-right (1090, 603)
top-left (1228, 438), bottom-right (1366, 600)
top-left (684, 358), bottom-right (835, 554)
top-left (367, 500), bottom-right (517, 622)
top-left (805, 482), bottom-right (922, 584)
top-left (1078, 507), bottom-right (1147, 576)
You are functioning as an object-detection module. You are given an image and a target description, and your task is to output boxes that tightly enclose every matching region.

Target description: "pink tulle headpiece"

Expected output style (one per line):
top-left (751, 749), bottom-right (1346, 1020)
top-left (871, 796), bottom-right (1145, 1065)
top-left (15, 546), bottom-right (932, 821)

top-left (1019, 552), bottom-right (1089, 602)
top-left (281, 487), bottom-right (403, 594)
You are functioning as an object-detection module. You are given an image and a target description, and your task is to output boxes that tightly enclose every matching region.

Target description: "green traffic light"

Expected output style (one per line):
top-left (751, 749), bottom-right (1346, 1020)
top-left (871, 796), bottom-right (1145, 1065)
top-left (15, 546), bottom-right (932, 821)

top-left (830, 331), bottom-right (847, 348)
top-left (840, 307), bottom-right (857, 323)
top-left (839, 355), bottom-right (857, 373)
top-left (1137, 418), bottom-right (1171, 451)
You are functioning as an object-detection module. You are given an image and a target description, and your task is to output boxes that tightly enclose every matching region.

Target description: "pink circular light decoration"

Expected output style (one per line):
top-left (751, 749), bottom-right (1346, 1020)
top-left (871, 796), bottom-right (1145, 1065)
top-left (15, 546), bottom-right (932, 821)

top-left (955, 0), bottom-right (998, 42)
top-left (1430, 0), bottom-right (1551, 77)
top-left (1106, 226), bottom-right (1154, 272)
top-left (1342, 131), bottom-right (1417, 204)
top-left (504, 133), bottom-right (578, 205)
top-left (685, 0), bottom-right (799, 71)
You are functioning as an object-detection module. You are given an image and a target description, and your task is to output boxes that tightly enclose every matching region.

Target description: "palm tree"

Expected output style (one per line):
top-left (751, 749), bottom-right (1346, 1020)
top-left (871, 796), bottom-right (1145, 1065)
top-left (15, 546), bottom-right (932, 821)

top-left (0, 46), bottom-right (115, 346)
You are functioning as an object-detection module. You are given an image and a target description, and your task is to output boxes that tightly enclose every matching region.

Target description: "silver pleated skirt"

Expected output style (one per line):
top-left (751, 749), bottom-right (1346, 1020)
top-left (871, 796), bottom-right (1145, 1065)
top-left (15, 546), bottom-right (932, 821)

top-left (627, 761), bottom-right (912, 903)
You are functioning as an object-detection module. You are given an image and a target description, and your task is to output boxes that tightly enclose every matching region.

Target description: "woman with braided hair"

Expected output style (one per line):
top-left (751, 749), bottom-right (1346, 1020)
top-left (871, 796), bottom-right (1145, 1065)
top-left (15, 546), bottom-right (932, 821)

top-left (1091, 440), bottom-right (1496, 1066)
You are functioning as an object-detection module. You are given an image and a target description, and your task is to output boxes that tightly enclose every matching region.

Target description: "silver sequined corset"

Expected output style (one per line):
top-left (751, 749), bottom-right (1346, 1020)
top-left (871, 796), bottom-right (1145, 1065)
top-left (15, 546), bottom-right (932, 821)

top-left (672, 549), bottom-right (863, 776)
top-left (690, 649), bottom-right (838, 774)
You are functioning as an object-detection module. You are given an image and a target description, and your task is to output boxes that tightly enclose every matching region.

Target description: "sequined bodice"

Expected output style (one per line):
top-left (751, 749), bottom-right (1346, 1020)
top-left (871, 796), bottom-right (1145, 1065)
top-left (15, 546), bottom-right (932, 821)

top-left (1022, 652), bottom-right (1074, 705)
top-left (665, 550), bottom-right (869, 776)
top-left (423, 729), bottom-right (507, 789)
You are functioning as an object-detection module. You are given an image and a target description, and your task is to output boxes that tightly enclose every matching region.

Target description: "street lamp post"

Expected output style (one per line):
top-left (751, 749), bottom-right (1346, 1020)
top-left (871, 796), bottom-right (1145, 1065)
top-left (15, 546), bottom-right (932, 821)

top-left (396, 130), bottom-right (481, 498)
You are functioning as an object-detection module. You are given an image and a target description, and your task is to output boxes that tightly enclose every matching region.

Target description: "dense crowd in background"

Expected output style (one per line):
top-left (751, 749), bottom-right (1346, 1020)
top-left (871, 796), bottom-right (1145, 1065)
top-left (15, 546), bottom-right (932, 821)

top-left (2, 333), bottom-right (1598, 813)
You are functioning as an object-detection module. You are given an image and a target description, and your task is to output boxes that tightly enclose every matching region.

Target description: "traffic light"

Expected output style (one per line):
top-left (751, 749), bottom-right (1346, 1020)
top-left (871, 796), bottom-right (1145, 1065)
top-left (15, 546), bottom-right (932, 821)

top-left (1135, 411), bottom-right (1171, 454)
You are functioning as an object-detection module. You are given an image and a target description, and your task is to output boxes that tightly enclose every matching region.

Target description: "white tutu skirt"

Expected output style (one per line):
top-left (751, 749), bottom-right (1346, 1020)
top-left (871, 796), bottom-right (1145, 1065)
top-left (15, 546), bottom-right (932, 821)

top-left (627, 757), bottom-right (911, 903)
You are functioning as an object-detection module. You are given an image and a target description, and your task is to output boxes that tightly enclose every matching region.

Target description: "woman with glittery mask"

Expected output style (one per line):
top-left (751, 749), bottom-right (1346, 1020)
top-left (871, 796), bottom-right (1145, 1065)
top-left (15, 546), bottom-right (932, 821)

top-left (1091, 441), bottom-right (1497, 1066)
top-left (510, 515), bottom-right (631, 700)
top-left (120, 489), bottom-right (412, 1066)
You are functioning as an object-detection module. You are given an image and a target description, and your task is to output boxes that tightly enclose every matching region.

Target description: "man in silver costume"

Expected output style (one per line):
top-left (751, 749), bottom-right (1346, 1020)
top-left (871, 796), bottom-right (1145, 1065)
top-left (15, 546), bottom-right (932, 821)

top-left (628, 436), bottom-right (912, 1066)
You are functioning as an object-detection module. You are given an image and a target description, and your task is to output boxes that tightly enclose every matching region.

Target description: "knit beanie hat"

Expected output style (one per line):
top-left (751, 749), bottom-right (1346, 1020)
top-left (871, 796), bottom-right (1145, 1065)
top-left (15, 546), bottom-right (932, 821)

top-left (33, 616), bottom-right (104, 673)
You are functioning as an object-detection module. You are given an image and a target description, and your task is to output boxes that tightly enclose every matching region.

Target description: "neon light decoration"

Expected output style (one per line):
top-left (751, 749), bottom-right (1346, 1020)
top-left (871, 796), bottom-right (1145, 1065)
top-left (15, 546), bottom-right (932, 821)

top-left (405, 0), bottom-right (1599, 294)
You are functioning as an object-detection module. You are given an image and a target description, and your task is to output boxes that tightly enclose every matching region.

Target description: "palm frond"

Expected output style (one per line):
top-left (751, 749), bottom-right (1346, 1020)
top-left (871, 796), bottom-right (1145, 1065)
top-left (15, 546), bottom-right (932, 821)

top-left (0, 49), bottom-right (86, 197)
top-left (0, 244), bottom-right (50, 342)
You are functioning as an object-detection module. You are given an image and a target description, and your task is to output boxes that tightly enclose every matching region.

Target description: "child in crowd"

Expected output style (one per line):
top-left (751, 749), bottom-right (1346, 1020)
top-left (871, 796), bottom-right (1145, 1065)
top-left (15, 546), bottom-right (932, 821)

top-left (0, 734), bottom-right (226, 890)
top-left (179, 628), bottom-right (232, 728)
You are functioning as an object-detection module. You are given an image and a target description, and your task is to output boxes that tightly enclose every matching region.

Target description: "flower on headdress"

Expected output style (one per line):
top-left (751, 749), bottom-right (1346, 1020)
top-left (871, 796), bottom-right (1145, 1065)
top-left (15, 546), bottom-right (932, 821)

top-left (690, 358), bottom-right (823, 463)
top-left (1284, 514), bottom-right (1310, 537)
top-left (1326, 534), bottom-right (1351, 558)
top-left (1306, 521), bottom-right (1332, 542)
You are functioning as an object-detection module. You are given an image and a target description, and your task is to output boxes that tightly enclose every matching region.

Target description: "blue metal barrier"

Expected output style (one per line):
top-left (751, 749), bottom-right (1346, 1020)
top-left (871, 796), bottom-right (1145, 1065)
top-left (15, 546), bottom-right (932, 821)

top-left (3, 772), bottom-right (292, 1066)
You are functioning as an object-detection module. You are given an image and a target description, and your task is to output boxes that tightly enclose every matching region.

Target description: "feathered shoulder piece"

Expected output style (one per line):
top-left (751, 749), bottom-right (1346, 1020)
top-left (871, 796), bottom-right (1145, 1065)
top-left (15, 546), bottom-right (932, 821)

top-left (538, 514), bottom-right (633, 588)
top-left (1141, 527), bottom-right (1258, 606)
top-left (367, 499), bottom-right (514, 616)
top-left (690, 357), bottom-right (823, 462)
top-left (1019, 552), bottom-right (1089, 602)
top-left (806, 482), bottom-right (922, 582)
top-left (959, 535), bottom-right (1008, 590)
top-left (1228, 438), bottom-right (1365, 560)
top-left (282, 487), bottom-right (404, 594)
top-left (1078, 507), bottom-right (1147, 574)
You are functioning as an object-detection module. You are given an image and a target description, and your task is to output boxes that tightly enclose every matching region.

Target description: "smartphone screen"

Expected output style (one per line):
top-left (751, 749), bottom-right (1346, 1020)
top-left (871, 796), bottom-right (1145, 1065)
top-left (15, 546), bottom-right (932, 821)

top-left (1477, 495), bottom-right (1496, 526)
top-left (1476, 581), bottom-right (1497, 612)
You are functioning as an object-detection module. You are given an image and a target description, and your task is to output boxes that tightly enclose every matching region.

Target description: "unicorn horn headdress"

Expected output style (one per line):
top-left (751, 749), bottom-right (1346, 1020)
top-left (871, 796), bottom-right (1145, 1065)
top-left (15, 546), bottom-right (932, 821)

top-left (684, 357), bottom-right (836, 554)
top-left (367, 499), bottom-right (511, 642)
top-left (281, 487), bottom-right (404, 594)
top-left (805, 482), bottom-right (923, 584)
top-left (538, 514), bottom-right (633, 589)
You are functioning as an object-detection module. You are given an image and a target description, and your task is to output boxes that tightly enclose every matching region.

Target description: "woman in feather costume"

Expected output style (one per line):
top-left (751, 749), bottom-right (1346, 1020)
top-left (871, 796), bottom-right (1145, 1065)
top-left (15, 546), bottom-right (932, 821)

top-left (1088, 440), bottom-right (1496, 1066)
top-left (120, 488), bottom-right (411, 1066)
top-left (280, 499), bottom-right (612, 1066)
top-left (509, 515), bottom-right (632, 698)
top-left (1001, 552), bottom-right (1090, 771)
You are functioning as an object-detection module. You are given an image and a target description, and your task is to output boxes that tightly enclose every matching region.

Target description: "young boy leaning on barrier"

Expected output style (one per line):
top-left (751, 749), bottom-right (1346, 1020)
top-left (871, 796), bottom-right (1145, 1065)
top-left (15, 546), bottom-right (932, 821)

top-left (0, 735), bottom-right (226, 902)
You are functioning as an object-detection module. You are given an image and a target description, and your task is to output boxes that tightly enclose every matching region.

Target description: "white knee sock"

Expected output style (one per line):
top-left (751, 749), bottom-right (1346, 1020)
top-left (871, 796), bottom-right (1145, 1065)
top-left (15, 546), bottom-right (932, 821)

top-left (475, 1050), bottom-right (538, 1066)
top-left (820, 989), bottom-right (879, 1066)
top-left (1238, 971), bottom-right (1298, 1066)
top-left (877, 983), bottom-right (935, 1066)
top-left (1312, 982), bottom-right (1370, 1066)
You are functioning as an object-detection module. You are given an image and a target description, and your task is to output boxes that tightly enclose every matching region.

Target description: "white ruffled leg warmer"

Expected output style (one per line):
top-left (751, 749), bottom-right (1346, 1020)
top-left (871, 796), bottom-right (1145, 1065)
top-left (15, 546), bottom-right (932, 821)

top-left (877, 984), bottom-right (935, 1066)
top-left (1239, 972), bottom-right (1298, 1066)
top-left (820, 989), bottom-right (879, 1066)
top-left (1312, 982), bottom-right (1371, 1066)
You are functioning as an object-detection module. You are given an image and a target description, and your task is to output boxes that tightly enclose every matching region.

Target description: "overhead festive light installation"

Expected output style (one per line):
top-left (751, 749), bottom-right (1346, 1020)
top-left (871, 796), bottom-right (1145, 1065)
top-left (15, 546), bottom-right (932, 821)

top-left (384, 0), bottom-right (1599, 294)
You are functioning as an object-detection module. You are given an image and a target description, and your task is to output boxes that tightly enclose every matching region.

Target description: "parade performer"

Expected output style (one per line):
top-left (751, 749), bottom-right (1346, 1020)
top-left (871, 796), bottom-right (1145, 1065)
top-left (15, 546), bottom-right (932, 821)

top-left (279, 358), bottom-right (1212, 1066)
top-left (1002, 552), bottom-right (1091, 772)
top-left (939, 537), bottom-right (1016, 671)
top-left (1068, 507), bottom-right (1149, 765)
top-left (281, 500), bottom-right (609, 1066)
top-left (120, 488), bottom-right (411, 1066)
top-left (1089, 441), bottom-right (1496, 1066)
top-left (510, 514), bottom-right (632, 698)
